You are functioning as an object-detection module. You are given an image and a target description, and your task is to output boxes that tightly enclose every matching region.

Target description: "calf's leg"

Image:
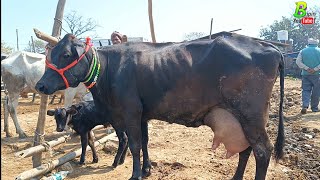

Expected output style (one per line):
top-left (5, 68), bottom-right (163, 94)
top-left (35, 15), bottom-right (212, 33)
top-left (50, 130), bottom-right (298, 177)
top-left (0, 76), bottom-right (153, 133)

top-left (112, 130), bottom-right (128, 167)
top-left (79, 133), bottom-right (89, 165)
top-left (88, 131), bottom-right (99, 163)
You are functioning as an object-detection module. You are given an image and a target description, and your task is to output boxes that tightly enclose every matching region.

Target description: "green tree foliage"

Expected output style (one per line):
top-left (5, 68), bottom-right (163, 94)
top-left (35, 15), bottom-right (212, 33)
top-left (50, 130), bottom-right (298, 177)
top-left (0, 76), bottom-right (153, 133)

top-left (184, 32), bottom-right (206, 41)
top-left (1, 42), bottom-right (13, 55)
top-left (259, 6), bottom-right (320, 52)
top-left (24, 39), bottom-right (46, 53)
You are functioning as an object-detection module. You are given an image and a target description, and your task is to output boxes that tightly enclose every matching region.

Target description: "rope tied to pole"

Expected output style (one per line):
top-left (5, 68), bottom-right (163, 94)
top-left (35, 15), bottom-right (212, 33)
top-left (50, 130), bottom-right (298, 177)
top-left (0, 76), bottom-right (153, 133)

top-left (42, 141), bottom-right (54, 157)
top-left (34, 131), bottom-right (46, 144)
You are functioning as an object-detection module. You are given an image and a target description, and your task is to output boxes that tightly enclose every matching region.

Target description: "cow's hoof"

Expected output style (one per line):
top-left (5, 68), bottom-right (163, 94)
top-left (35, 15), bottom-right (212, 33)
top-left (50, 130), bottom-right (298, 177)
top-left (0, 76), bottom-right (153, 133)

top-left (78, 161), bottom-right (85, 165)
top-left (92, 158), bottom-right (99, 163)
top-left (129, 176), bottom-right (142, 180)
top-left (18, 132), bottom-right (27, 138)
top-left (5, 132), bottom-right (13, 137)
top-left (112, 162), bottom-right (118, 168)
top-left (118, 159), bottom-right (125, 165)
top-left (142, 167), bottom-right (151, 177)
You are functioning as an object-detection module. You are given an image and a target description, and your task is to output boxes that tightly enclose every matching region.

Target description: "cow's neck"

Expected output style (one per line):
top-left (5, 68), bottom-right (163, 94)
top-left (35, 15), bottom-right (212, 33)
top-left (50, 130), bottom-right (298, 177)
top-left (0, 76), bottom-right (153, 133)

top-left (86, 50), bottom-right (112, 107)
top-left (83, 47), bottom-right (100, 89)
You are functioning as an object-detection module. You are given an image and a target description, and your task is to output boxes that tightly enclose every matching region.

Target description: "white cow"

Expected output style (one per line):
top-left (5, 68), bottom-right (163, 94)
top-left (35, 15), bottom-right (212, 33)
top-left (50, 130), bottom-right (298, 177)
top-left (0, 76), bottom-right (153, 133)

top-left (1, 51), bottom-right (90, 138)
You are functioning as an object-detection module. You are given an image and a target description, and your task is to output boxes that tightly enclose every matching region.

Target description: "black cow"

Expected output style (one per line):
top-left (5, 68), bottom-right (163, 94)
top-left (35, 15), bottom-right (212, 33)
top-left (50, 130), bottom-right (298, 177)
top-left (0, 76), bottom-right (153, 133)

top-left (47, 101), bottom-right (128, 167)
top-left (36, 33), bottom-right (285, 180)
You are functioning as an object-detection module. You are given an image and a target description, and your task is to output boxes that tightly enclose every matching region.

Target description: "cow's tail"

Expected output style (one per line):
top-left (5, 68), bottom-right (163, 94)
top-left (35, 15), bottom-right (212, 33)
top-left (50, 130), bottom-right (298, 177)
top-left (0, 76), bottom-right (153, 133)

top-left (274, 54), bottom-right (285, 162)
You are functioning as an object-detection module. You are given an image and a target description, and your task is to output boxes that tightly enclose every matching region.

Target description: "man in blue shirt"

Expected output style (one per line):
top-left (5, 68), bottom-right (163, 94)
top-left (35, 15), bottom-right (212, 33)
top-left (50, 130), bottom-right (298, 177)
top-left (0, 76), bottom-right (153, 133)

top-left (296, 38), bottom-right (320, 114)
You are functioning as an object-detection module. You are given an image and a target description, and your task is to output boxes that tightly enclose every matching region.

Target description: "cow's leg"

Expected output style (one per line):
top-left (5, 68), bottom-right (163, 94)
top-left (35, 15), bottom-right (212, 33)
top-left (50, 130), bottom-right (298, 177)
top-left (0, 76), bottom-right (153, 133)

top-left (119, 131), bottom-right (129, 165)
top-left (79, 133), bottom-right (89, 165)
top-left (121, 107), bottom-right (143, 180)
top-left (232, 146), bottom-right (252, 180)
top-left (31, 93), bottom-right (36, 103)
top-left (3, 95), bottom-right (13, 137)
top-left (49, 95), bottom-right (56, 104)
top-left (58, 94), bottom-right (64, 104)
top-left (8, 94), bottom-right (27, 138)
top-left (115, 78), bottom-right (143, 179)
top-left (240, 115), bottom-right (272, 180)
top-left (112, 130), bottom-right (128, 167)
top-left (141, 121), bottom-right (151, 177)
top-left (126, 115), bottom-right (142, 180)
top-left (88, 131), bottom-right (98, 163)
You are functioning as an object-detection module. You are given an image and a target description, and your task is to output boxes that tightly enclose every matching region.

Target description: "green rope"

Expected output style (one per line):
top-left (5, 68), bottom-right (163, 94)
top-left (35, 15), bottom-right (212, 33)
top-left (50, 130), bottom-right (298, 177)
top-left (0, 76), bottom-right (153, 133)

top-left (83, 55), bottom-right (97, 83)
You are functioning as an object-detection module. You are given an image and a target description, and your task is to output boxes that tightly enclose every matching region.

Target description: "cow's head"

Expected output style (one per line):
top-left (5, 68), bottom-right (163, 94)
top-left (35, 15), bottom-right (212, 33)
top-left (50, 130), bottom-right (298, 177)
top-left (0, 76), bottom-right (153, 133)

top-left (36, 34), bottom-right (92, 95)
top-left (47, 105), bottom-right (81, 132)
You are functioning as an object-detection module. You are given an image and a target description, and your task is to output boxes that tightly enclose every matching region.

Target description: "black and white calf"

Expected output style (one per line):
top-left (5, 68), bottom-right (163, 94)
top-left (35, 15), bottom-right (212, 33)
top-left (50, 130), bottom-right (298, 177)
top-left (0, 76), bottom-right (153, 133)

top-left (47, 101), bottom-right (129, 166)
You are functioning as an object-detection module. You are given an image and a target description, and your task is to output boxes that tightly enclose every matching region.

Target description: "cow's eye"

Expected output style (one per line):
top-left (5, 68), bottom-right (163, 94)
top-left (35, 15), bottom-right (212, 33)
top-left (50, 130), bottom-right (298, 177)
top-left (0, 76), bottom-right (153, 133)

top-left (63, 54), bottom-right (70, 58)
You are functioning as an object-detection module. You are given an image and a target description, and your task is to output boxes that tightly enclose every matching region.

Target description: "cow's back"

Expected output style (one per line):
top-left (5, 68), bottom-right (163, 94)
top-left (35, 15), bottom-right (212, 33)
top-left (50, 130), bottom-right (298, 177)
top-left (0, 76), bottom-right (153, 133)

top-left (1, 51), bottom-right (46, 94)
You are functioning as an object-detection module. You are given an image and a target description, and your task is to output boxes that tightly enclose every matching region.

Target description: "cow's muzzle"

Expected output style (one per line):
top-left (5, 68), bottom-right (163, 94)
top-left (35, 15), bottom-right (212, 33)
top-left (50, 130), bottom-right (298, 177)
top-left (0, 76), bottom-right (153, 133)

top-left (56, 127), bottom-right (64, 132)
top-left (35, 82), bottom-right (55, 95)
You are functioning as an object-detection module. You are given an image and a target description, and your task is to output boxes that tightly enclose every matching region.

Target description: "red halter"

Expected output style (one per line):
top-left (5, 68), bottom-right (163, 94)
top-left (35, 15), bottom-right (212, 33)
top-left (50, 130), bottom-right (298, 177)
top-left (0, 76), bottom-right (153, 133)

top-left (45, 37), bottom-right (92, 88)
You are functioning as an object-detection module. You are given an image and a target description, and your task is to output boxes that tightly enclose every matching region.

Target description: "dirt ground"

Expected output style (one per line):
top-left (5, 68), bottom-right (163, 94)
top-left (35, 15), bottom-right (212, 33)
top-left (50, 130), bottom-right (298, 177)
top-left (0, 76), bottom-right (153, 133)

top-left (1, 77), bottom-right (319, 180)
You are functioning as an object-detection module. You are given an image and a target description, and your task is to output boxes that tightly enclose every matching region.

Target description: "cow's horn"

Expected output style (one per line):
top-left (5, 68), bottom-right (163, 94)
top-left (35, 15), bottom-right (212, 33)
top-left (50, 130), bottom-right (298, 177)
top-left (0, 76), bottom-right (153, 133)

top-left (33, 28), bottom-right (59, 46)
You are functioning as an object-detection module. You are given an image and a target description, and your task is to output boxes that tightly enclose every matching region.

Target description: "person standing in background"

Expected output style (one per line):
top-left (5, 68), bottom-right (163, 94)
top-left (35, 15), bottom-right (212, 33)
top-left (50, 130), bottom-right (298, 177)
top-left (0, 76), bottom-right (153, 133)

top-left (296, 38), bottom-right (320, 114)
top-left (111, 31), bottom-right (127, 45)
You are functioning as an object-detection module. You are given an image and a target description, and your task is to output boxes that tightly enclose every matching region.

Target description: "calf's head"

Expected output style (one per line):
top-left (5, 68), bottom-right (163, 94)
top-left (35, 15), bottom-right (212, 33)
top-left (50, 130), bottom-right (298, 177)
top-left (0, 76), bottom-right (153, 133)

top-left (47, 105), bottom-right (81, 132)
top-left (36, 34), bottom-right (92, 95)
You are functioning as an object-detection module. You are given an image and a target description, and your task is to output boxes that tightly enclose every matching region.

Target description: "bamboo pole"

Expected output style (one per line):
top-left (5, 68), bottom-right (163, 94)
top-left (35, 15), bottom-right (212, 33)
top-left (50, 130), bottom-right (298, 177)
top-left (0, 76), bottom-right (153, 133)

top-left (209, 18), bottom-right (213, 40)
top-left (16, 132), bottom-right (117, 180)
top-left (15, 135), bottom-right (72, 158)
top-left (148, 0), bottom-right (156, 43)
top-left (16, 29), bottom-right (19, 51)
top-left (32, 0), bottom-right (66, 168)
top-left (32, 95), bottom-right (49, 167)
top-left (31, 36), bottom-right (36, 53)
top-left (16, 126), bottom-right (105, 158)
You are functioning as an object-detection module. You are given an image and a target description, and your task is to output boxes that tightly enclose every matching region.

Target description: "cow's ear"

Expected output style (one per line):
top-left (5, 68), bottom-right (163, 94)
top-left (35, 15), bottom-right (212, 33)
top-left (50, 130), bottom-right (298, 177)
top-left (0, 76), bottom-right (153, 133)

top-left (72, 39), bottom-right (85, 57)
top-left (67, 105), bottom-right (78, 115)
top-left (47, 109), bottom-right (55, 116)
top-left (74, 45), bottom-right (84, 57)
top-left (76, 105), bottom-right (83, 111)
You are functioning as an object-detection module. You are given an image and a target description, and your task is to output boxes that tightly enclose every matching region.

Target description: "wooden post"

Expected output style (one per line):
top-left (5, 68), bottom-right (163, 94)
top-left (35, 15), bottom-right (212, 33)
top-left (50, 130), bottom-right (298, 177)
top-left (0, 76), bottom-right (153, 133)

top-left (16, 29), bottom-right (19, 51)
top-left (148, 0), bottom-right (156, 43)
top-left (31, 36), bottom-right (36, 53)
top-left (52, 0), bottom-right (66, 38)
top-left (209, 18), bottom-right (213, 40)
top-left (32, 0), bottom-right (66, 168)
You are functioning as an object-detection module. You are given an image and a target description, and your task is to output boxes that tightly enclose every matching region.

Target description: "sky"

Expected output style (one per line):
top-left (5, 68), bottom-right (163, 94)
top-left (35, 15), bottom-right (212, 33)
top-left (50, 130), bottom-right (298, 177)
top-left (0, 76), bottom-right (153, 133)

top-left (1, 0), bottom-right (319, 51)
